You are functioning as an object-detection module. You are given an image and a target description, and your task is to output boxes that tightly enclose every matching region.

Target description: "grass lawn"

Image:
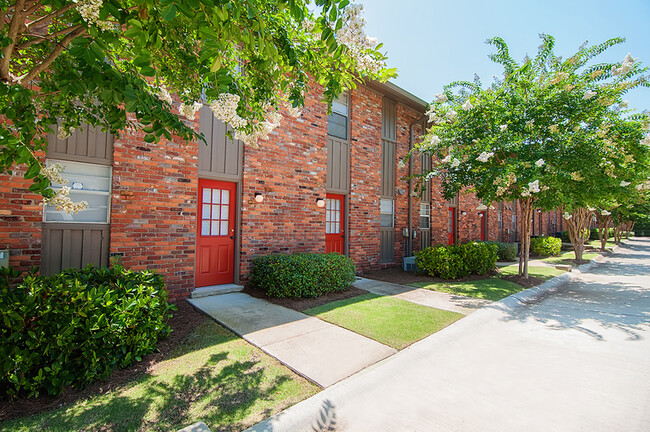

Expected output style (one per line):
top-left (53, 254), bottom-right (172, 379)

top-left (588, 239), bottom-right (617, 249)
top-left (498, 265), bottom-right (567, 280)
top-left (409, 278), bottom-right (525, 301)
top-left (541, 250), bottom-right (600, 264)
top-left (1, 320), bottom-right (318, 432)
top-left (303, 294), bottom-right (463, 350)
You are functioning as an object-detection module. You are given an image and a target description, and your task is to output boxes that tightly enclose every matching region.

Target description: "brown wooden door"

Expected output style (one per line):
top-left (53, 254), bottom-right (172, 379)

top-left (196, 179), bottom-right (236, 287)
top-left (325, 194), bottom-right (345, 254)
top-left (448, 207), bottom-right (456, 245)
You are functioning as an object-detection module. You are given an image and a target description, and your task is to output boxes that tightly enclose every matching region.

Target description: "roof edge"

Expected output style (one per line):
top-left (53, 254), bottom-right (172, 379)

top-left (365, 80), bottom-right (428, 113)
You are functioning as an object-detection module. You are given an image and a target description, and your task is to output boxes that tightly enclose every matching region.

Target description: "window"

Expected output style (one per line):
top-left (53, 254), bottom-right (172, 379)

top-left (328, 93), bottom-right (348, 140)
top-left (325, 198), bottom-right (341, 234)
top-left (420, 202), bottom-right (430, 229)
top-left (43, 160), bottom-right (111, 223)
top-left (201, 187), bottom-right (230, 236)
top-left (380, 198), bottom-right (394, 228)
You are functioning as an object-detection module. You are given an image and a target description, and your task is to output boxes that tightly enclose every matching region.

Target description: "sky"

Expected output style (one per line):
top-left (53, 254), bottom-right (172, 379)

top-left (358, 0), bottom-right (650, 112)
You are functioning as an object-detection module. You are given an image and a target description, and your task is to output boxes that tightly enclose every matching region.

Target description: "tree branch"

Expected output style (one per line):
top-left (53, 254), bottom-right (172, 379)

top-left (25, 3), bottom-right (75, 32)
top-left (14, 24), bottom-right (84, 51)
top-left (16, 26), bottom-right (87, 85)
top-left (0, 0), bottom-right (26, 82)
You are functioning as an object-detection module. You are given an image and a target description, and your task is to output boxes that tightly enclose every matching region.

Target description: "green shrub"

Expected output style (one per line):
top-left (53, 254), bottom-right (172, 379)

top-left (250, 253), bottom-right (356, 298)
top-left (530, 236), bottom-right (562, 256)
top-left (416, 242), bottom-right (497, 279)
top-left (482, 241), bottom-right (517, 262)
top-left (0, 265), bottom-right (173, 398)
top-left (589, 228), bottom-right (599, 240)
top-left (560, 230), bottom-right (570, 243)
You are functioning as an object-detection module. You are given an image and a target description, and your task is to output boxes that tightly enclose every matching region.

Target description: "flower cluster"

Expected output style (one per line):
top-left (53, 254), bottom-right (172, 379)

top-left (157, 87), bottom-right (173, 105)
top-left (612, 53), bottom-right (637, 76)
top-left (76, 0), bottom-right (114, 32)
top-left (521, 179), bottom-right (545, 197)
top-left (549, 72), bottom-right (569, 85)
top-left (462, 99), bottom-right (473, 111)
top-left (583, 90), bottom-right (597, 100)
top-left (563, 211), bottom-right (572, 220)
top-left (619, 180), bottom-right (631, 187)
top-left (43, 186), bottom-right (88, 213)
top-left (499, 124), bottom-right (508, 132)
top-left (56, 125), bottom-right (75, 140)
top-left (601, 210), bottom-right (611, 216)
top-left (476, 151), bottom-right (494, 163)
top-left (234, 111), bottom-right (283, 149)
top-left (209, 93), bottom-right (248, 128)
top-left (535, 158), bottom-right (545, 167)
top-left (178, 102), bottom-right (202, 121)
top-left (42, 163), bottom-right (67, 185)
top-left (335, 4), bottom-right (384, 76)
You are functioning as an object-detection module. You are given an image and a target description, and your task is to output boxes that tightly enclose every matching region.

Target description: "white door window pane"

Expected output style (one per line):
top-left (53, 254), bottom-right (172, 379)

top-left (201, 221), bottom-right (210, 235)
top-left (220, 205), bottom-right (229, 220)
top-left (203, 188), bottom-right (211, 203)
top-left (211, 221), bottom-right (219, 235)
top-left (221, 190), bottom-right (230, 204)
top-left (202, 204), bottom-right (211, 219)
top-left (212, 189), bottom-right (220, 204)
top-left (212, 205), bottom-right (220, 220)
top-left (220, 221), bottom-right (229, 235)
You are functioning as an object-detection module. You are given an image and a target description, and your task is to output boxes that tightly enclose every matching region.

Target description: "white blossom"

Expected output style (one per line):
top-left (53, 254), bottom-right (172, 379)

top-left (42, 163), bottom-right (67, 185)
top-left (430, 135), bottom-right (441, 146)
top-left (535, 158), bottom-right (545, 167)
top-left (450, 158), bottom-right (460, 168)
top-left (446, 109), bottom-right (457, 122)
top-left (462, 99), bottom-right (473, 111)
top-left (548, 124), bottom-right (559, 134)
top-left (562, 211), bottom-right (572, 220)
top-left (528, 180), bottom-right (540, 193)
top-left (157, 86), bottom-right (173, 105)
top-left (476, 151), bottom-right (494, 163)
top-left (620, 180), bottom-right (631, 186)
top-left (526, 119), bottom-right (535, 128)
top-left (641, 135), bottom-right (650, 146)
top-left (476, 204), bottom-right (488, 211)
top-left (397, 160), bottom-right (406, 169)
top-left (210, 93), bottom-right (248, 129)
top-left (583, 90), bottom-right (597, 100)
top-left (179, 102), bottom-right (202, 121)
top-left (43, 186), bottom-right (88, 213)
top-left (435, 93), bottom-right (448, 103)
top-left (549, 72), bottom-right (569, 85)
top-left (335, 4), bottom-right (384, 76)
top-left (441, 154), bottom-right (452, 164)
top-left (56, 125), bottom-right (74, 140)
top-left (499, 124), bottom-right (508, 132)
top-left (76, 0), bottom-right (114, 31)
top-left (601, 210), bottom-right (611, 216)
top-left (620, 100), bottom-right (629, 108)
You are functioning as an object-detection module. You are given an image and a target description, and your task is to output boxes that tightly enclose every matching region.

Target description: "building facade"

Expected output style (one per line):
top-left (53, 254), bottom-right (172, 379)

top-left (0, 80), bottom-right (563, 300)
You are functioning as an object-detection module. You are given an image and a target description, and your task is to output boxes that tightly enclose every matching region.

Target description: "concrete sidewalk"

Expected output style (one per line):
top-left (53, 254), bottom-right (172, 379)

top-left (353, 277), bottom-right (491, 314)
top-left (245, 238), bottom-right (650, 432)
top-left (188, 293), bottom-right (396, 388)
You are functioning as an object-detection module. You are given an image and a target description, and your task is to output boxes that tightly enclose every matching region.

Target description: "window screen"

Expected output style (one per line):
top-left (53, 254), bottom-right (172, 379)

top-left (328, 93), bottom-right (348, 140)
top-left (43, 160), bottom-right (111, 223)
top-left (420, 202), bottom-right (430, 229)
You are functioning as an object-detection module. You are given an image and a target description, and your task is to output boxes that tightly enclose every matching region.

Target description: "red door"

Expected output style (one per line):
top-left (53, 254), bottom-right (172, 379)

top-left (196, 179), bottom-right (236, 287)
top-left (448, 207), bottom-right (456, 245)
top-left (479, 211), bottom-right (487, 241)
top-left (325, 194), bottom-right (345, 254)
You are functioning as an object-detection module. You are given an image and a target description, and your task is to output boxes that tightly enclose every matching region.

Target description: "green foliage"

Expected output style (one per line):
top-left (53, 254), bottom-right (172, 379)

top-left (416, 242), bottom-right (498, 279)
top-left (530, 236), bottom-right (562, 256)
top-left (560, 230), bottom-right (571, 243)
top-left (589, 228), bottom-right (599, 240)
top-left (482, 241), bottom-right (517, 261)
top-left (0, 265), bottom-right (173, 398)
top-left (250, 253), bottom-right (356, 298)
top-left (1, 1), bottom-right (395, 197)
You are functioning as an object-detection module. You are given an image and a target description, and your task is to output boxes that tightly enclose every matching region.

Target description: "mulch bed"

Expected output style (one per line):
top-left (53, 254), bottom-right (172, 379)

top-left (361, 266), bottom-right (499, 286)
top-left (500, 274), bottom-right (546, 288)
top-left (0, 301), bottom-right (207, 422)
top-left (243, 283), bottom-right (368, 312)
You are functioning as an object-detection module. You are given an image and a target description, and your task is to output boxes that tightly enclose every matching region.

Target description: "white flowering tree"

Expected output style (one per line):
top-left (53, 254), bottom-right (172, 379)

top-left (1, 0), bottom-right (394, 208)
top-left (417, 35), bottom-right (649, 277)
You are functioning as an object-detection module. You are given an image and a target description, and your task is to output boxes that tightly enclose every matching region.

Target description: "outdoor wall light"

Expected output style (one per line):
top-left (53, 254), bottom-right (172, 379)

top-left (316, 198), bottom-right (326, 208)
top-left (254, 192), bottom-right (264, 203)
top-left (479, 213), bottom-right (484, 217)
top-left (460, 211), bottom-right (467, 216)
top-left (537, 209), bottom-right (542, 213)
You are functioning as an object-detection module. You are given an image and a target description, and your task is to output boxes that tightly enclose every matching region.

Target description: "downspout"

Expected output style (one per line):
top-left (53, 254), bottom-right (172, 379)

top-left (408, 114), bottom-right (426, 257)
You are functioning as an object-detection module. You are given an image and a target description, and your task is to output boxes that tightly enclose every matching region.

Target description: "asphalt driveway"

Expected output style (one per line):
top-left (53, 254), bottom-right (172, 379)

top-left (246, 238), bottom-right (650, 432)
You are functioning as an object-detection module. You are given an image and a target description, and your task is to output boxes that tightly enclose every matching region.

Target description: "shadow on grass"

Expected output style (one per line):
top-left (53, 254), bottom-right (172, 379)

top-left (4, 323), bottom-right (296, 432)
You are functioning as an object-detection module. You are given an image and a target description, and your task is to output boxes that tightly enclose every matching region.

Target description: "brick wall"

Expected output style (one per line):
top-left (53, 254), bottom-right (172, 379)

top-left (239, 85), bottom-right (329, 278)
top-left (110, 125), bottom-right (198, 301)
top-left (0, 165), bottom-right (43, 272)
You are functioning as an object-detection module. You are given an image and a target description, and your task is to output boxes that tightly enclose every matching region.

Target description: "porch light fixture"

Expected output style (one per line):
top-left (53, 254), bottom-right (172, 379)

top-left (316, 198), bottom-right (325, 207)
top-left (254, 192), bottom-right (264, 203)
top-left (479, 213), bottom-right (484, 217)
top-left (537, 209), bottom-right (542, 213)
top-left (460, 211), bottom-right (467, 216)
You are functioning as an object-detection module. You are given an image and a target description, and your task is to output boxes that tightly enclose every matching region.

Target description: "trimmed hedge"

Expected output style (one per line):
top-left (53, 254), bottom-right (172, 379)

top-left (416, 242), bottom-right (498, 279)
top-left (0, 265), bottom-right (174, 398)
top-left (482, 241), bottom-right (517, 262)
top-left (250, 253), bottom-right (356, 298)
top-left (530, 236), bottom-right (562, 256)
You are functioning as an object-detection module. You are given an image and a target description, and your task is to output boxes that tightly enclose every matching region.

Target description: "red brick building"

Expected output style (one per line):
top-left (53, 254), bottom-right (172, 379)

top-left (0, 80), bottom-right (563, 300)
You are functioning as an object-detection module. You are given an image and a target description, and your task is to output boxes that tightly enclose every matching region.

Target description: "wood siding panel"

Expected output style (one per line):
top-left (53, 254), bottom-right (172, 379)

top-left (381, 139), bottom-right (395, 198)
top-left (420, 229), bottom-right (431, 250)
top-left (421, 154), bottom-right (431, 201)
top-left (47, 124), bottom-right (113, 165)
top-left (41, 224), bottom-right (109, 275)
top-left (326, 138), bottom-right (350, 193)
top-left (380, 228), bottom-right (395, 263)
top-left (198, 105), bottom-right (243, 180)
top-left (382, 98), bottom-right (397, 141)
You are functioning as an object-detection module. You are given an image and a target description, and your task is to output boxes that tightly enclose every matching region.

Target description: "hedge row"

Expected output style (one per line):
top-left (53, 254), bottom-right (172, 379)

top-left (415, 242), bottom-right (498, 279)
top-left (0, 265), bottom-right (173, 398)
top-left (482, 241), bottom-right (517, 262)
top-left (250, 253), bottom-right (356, 298)
top-left (530, 236), bottom-right (562, 256)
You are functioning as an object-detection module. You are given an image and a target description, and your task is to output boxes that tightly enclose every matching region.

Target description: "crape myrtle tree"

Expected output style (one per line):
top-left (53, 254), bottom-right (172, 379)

top-left (414, 35), bottom-right (649, 277)
top-left (1, 0), bottom-right (395, 210)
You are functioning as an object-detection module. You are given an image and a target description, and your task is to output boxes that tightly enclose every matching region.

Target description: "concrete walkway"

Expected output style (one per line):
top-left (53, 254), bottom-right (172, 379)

top-left (354, 277), bottom-right (491, 314)
top-left (188, 293), bottom-right (396, 388)
top-left (245, 238), bottom-right (650, 432)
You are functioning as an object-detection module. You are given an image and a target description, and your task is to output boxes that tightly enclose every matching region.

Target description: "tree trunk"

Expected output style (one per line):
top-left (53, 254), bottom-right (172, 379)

top-left (565, 208), bottom-right (592, 263)
top-left (625, 221), bottom-right (635, 238)
top-left (596, 214), bottom-right (612, 251)
top-left (517, 198), bottom-right (534, 278)
top-left (614, 223), bottom-right (623, 243)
